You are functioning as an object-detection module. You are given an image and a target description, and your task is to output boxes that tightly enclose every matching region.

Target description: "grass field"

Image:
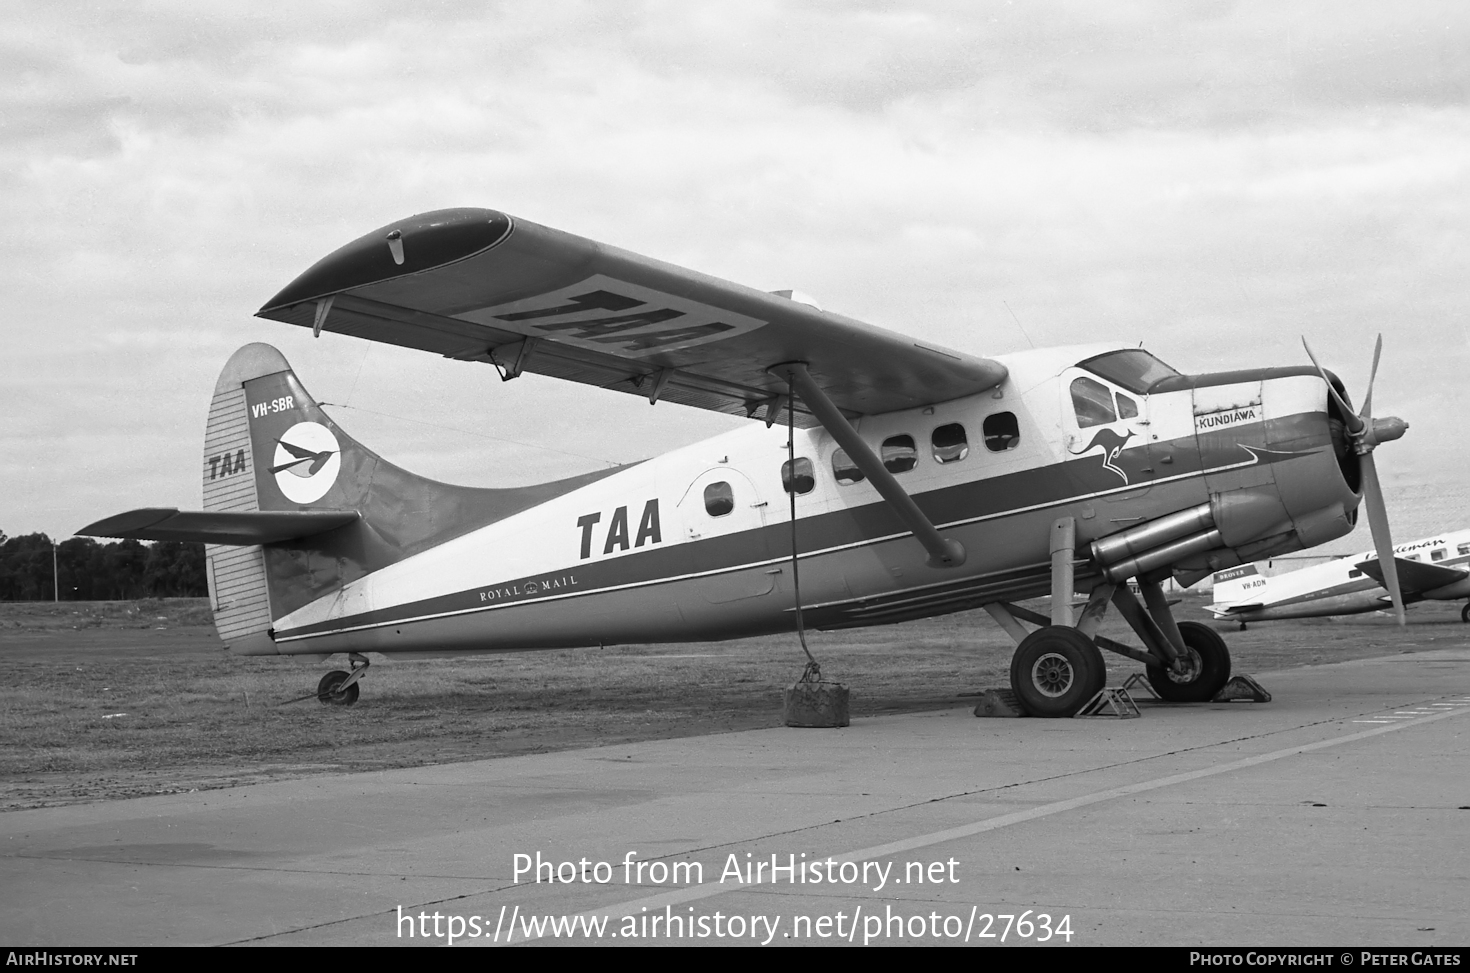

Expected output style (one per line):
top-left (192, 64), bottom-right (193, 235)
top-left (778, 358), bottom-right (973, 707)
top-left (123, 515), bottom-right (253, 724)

top-left (1, 594), bottom-right (1466, 810)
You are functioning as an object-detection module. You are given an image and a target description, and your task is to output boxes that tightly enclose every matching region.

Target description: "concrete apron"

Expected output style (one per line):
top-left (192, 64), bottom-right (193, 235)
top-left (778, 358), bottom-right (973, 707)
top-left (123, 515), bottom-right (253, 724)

top-left (2, 649), bottom-right (1467, 946)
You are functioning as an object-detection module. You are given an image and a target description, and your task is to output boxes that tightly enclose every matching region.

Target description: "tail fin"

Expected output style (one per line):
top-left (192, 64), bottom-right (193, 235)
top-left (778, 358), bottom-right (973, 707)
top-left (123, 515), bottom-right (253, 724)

top-left (206, 343), bottom-right (362, 518)
top-left (1210, 563), bottom-right (1263, 612)
top-left (84, 343), bottom-right (622, 654)
top-left (202, 343), bottom-right (619, 653)
top-left (202, 343), bottom-right (337, 652)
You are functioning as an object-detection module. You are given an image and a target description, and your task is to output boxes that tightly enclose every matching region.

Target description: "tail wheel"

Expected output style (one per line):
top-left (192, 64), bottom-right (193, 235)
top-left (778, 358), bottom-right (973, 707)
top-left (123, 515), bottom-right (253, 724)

top-left (317, 670), bottom-right (360, 707)
top-left (1010, 626), bottom-right (1107, 718)
top-left (1147, 621), bottom-right (1231, 702)
top-left (1461, 603), bottom-right (1469, 624)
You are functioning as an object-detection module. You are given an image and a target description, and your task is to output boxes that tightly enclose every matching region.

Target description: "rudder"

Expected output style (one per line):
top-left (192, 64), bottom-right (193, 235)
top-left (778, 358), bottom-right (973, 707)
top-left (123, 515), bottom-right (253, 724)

top-left (202, 344), bottom-right (303, 653)
top-left (1210, 562), bottom-right (1263, 610)
top-left (198, 343), bottom-right (626, 654)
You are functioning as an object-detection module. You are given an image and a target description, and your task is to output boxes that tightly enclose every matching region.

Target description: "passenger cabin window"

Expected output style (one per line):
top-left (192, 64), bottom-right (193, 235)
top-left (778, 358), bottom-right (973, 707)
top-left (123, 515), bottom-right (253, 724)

top-left (1407, 554), bottom-right (1422, 562)
top-left (1431, 548), bottom-right (1446, 562)
top-left (1460, 543), bottom-right (1470, 556)
top-left (1070, 377), bottom-right (1116, 428)
top-left (782, 457), bottom-right (815, 495)
top-left (832, 449), bottom-right (864, 485)
top-left (931, 424), bottom-right (968, 464)
top-left (1117, 393), bottom-right (1139, 419)
top-left (703, 481), bottom-right (734, 517)
top-left (1348, 569), bottom-right (1363, 578)
top-left (882, 435), bottom-right (917, 473)
top-left (983, 412), bottom-right (1020, 451)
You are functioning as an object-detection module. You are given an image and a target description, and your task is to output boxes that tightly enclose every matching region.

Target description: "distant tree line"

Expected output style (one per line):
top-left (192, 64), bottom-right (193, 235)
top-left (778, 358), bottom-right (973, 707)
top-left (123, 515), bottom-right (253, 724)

top-left (0, 532), bottom-right (208, 601)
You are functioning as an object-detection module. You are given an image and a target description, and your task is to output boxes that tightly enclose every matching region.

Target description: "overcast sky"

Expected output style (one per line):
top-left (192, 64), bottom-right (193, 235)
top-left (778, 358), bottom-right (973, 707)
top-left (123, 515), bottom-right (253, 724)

top-left (4, 1), bottom-right (1466, 552)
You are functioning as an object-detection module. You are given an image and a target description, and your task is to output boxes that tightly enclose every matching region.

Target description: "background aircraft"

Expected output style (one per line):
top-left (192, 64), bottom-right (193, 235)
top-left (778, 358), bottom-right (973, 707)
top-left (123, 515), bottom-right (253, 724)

top-left (80, 208), bottom-right (1409, 717)
top-left (1210, 530), bottom-right (1470, 627)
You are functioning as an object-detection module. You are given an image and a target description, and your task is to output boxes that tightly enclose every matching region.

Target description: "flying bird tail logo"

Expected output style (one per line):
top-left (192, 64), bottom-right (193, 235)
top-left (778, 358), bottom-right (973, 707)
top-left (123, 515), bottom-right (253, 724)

top-left (271, 421), bottom-right (341, 503)
top-left (1071, 428), bottom-right (1135, 483)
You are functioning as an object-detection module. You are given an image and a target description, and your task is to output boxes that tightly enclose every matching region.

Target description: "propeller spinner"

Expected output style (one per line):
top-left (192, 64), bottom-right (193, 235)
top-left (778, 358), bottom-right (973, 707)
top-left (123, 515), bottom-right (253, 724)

top-left (1302, 335), bottom-right (1410, 624)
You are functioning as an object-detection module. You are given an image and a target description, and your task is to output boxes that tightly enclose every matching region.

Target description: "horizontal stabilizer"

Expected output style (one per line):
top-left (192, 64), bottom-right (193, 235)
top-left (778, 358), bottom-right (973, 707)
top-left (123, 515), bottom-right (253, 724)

top-left (79, 508), bottom-right (359, 545)
top-left (1208, 603), bottom-right (1263, 616)
top-left (1355, 556), bottom-right (1466, 595)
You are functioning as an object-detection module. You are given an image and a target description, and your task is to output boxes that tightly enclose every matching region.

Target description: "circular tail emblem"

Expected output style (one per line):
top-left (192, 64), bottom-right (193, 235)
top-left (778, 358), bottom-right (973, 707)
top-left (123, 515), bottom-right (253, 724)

top-left (271, 421), bottom-right (341, 503)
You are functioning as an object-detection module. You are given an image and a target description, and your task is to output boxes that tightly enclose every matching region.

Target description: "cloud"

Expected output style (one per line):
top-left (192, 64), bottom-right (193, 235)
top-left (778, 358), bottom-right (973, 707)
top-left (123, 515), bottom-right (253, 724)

top-left (3, 1), bottom-right (1467, 544)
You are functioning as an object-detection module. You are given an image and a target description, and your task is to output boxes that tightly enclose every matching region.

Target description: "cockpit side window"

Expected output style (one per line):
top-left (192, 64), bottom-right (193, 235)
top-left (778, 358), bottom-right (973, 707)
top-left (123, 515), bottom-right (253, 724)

top-left (1117, 393), bottom-right (1139, 419)
top-left (1070, 377), bottom-right (1116, 428)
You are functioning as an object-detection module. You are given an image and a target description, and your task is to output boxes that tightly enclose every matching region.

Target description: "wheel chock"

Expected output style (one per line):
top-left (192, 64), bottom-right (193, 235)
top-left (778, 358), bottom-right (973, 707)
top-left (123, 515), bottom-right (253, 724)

top-left (1212, 674), bottom-right (1272, 703)
top-left (973, 689), bottom-right (1027, 718)
top-left (1075, 687), bottom-right (1142, 719)
top-left (1120, 672), bottom-right (1161, 700)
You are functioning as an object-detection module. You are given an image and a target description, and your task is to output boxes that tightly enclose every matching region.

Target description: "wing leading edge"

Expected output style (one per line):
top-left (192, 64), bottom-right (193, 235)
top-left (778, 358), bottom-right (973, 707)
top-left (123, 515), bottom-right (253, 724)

top-left (256, 209), bottom-right (1008, 424)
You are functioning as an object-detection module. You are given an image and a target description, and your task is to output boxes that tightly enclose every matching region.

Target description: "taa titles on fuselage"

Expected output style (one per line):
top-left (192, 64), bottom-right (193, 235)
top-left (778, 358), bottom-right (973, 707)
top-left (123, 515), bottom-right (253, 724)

top-left (79, 207), bottom-right (1409, 715)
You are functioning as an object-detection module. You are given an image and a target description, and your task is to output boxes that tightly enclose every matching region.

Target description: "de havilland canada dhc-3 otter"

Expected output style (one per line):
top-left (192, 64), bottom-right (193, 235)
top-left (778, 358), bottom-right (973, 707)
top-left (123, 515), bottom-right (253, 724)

top-left (80, 208), bottom-right (1411, 716)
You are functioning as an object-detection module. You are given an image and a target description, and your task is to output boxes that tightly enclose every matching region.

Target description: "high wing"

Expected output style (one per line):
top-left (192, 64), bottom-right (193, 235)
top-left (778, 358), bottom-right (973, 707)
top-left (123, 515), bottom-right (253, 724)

top-left (256, 209), bottom-right (1008, 425)
top-left (1355, 557), bottom-right (1467, 596)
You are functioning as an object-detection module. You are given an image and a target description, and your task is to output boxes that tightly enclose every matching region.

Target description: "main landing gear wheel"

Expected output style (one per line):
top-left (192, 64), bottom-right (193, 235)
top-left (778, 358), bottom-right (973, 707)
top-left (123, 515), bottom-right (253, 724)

top-left (1009, 626), bottom-right (1107, 718)
top-left (1146, 620), bottom-right (1231, 703)
top-left (317, 670), bottom-right (360, 707)
top-left (1461, 603), bottom-right (1469, 624)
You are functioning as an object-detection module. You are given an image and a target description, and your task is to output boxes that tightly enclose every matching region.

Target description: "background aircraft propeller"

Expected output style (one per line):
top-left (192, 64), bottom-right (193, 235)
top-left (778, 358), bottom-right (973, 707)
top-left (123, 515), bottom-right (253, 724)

top-left (1302, 335), bottom-right (1410, 625)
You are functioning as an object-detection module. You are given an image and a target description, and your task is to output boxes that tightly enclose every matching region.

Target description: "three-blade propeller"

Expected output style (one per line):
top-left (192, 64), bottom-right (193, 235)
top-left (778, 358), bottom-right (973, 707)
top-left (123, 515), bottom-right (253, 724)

top-left (1301, 334), bottom-right (1410, 625)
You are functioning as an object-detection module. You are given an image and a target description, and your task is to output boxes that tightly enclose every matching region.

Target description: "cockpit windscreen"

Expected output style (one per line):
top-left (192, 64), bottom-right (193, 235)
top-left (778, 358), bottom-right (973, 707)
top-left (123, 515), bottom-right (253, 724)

top-left (1077, 349), bottom-right (1181, 394)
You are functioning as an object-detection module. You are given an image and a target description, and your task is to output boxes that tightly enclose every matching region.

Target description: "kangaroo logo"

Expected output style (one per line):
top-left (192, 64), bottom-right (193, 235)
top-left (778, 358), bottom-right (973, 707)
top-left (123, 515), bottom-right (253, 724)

top-left (271, 421), bottom-right (341, 503)
top-left (1071, 428), bottom-right (1134, 483)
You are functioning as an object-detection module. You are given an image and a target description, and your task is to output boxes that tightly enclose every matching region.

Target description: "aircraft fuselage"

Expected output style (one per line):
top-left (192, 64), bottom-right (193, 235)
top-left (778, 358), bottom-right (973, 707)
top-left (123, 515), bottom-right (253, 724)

top-left (1213, 529), bottom-right (1470, 622)
top-left (251, 343), bottom-right (1360, 657)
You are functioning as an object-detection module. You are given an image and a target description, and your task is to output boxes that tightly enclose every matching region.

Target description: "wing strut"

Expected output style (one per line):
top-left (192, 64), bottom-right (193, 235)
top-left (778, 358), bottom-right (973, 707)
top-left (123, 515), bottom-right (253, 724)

top-left (777, 362), bottom-right (965, 569)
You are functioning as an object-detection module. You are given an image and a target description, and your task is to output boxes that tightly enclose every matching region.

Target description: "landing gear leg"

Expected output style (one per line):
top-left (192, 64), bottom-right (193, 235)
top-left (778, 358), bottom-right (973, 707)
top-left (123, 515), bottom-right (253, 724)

top-left (1135, 578), bottom-right (1231, 702)
top-left (989, 516), bottom-right (1109, 717)
top-left (317, 652), bottom-right (369, 707)
top-left (1110, 579), bottom-right (1231, 701)
top-left (1146, 622), bottom-right (1231, 702)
